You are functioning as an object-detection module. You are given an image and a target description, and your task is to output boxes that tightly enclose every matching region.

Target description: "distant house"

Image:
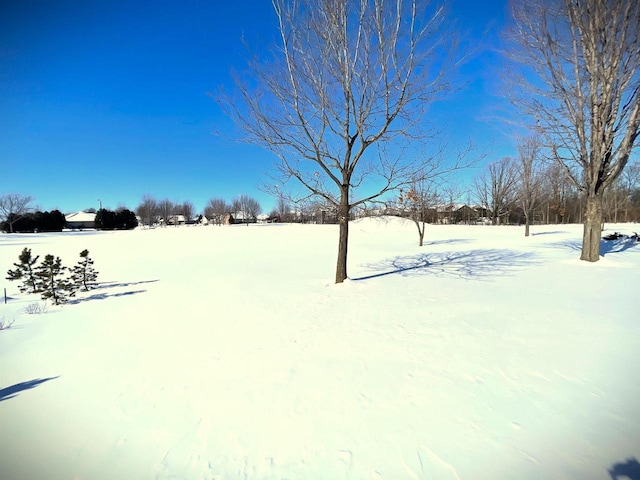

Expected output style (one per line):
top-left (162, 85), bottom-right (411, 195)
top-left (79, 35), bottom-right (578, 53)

top-left (194, 215), bottom-right (209, 226)
top-left (65, 211), bottom-right (96, 229)
top-left (223, 212), bottom-right (257, 225)
top-left (166, 215), bottom-right (186, 226)
top-left (436, 204), bottom-right (487, 225)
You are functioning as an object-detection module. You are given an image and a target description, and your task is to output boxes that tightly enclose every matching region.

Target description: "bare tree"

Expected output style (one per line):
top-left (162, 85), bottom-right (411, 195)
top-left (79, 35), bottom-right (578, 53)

top-left (178, 201), bottom-right (195, 222)
top-left (516, 136), bottom-right (544, 236)
top-left (274, 188), bottom-right (291, 222)
top-left (204, 198), bottom-right (229, 225)
top-left (619, 160), bottom-right (640, 222)
top-left (136, 195), bottom-right (159, 228)
top-left (232, 194), bottom-right (261, 224)
top-left (397, 180), bottom-right (440, 246)
top-left (157, 199), bottom-right (175, 227)
top-left (0, 194), bottom-right (34, 233)
top-left (222, 0), bottom-right (463, 283)
top-left (474, 157), bottom-right (518, 225)
top-left (508, 0), bottom-right (640, 261)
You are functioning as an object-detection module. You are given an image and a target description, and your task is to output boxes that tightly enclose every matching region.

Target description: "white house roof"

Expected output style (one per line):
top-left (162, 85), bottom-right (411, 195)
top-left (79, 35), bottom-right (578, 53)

top-left (66, 211), bottom-right (96, 222)
top-left (233, 211), bottom-right (254, 220)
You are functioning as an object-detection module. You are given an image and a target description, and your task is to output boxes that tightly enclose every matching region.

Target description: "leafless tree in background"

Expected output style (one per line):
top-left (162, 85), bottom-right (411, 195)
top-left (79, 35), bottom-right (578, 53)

top-left (222, 0), bottom-right (463, 283)
top-left (508, 0), bottom-right (640, 261)
top-left (232, 194), bottom-right (262, 224)
top-left (204, 198), bottom-right (229, 225)
top-left (275, 192), bottom-right (290, 222)
top-left (136, 195), bottom-right (159, 228)
top-left (516, 136), bottom-right (544, 236)
top-left (474, 157), bottom-right (518, 225)
top-left (179, 201), bottom-right (195, 222)
top-left (157, 199), bottom-right (174, 227)
top-left (397, 180), bottom-right (440, 246)
top-left (0, 193), bottom-right (34, 233)
top-left (619, 160), bottom-right (640, 222)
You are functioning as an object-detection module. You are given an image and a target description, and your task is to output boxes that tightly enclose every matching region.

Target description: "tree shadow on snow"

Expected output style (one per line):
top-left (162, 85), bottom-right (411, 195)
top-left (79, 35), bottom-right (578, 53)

top-left (422, 239), bottom-right (472, 247)
top-left (94, 279), bottom-right (159, 290)
top-left (68, 289), bottom-right (147, 304)
top-left (353, 249), bottom-right (536, 281)
top-left (609, 457), bottom-right (640, 480)
top-left (600, 236), bottom-right (639, 256)
top-left (531, 231), bottom-right (565, 236)
top-left (549, 238), bottom-right (639, 256)
top-left (0, 376), bottom-right (60, 402)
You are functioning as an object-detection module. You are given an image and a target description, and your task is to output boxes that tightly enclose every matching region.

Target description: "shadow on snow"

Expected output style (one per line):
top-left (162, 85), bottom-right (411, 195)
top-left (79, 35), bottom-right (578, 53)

top-left (68, 289), bottom-right (148, 305)
top-left (0, 376), bottom-right (60, 402)
top-left (601, 236), bottom-right (639, 256)
top-left (422, 239), bottom-right (472, 247)
top-left (549, 237), bottom-right (639, 256)
top-left (609, 457), bottom-right (640, 480)
top-left (531, 230), bottom-right (565, 236)
top-left (67, 279), bottom-right (158, 304)
top-left (94, 279), bottom-right (159, 290)
top-left (353, 249), bottom-right (536, 281)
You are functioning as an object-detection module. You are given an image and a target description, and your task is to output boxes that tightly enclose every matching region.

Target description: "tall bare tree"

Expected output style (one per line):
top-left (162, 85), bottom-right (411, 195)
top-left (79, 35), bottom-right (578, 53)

top-left (136, 194), bottom-right (159, 228)
top-left (204, 198), bottom-right (229, 225)
top-left (474, 157), bottom-right (518, 225)
top-left (178, 201), bottom-right (195, 222)
top-left (232, 194), bottom-right (262, 223)
top-left (157, 199), bottom-right (175, 227)
top-left (516, 136), bottom-right (544, 236)
top-left (509, 0), bottom-right (640, 261)
top-left (223, 0), bottom-right (462, 283)
top-left (0, 194), bottom-right (34, 233)
top-left (619, 160), bottom-right (640, 222)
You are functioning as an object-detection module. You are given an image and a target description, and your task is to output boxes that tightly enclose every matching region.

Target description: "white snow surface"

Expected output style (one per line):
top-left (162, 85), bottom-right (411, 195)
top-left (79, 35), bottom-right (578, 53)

top-left (1, 218), bottom-right (638, 480)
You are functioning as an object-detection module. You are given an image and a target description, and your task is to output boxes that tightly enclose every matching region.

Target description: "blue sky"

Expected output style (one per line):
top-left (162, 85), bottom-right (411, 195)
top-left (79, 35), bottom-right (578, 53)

top-left (1, 0), bottom-right (514, 215)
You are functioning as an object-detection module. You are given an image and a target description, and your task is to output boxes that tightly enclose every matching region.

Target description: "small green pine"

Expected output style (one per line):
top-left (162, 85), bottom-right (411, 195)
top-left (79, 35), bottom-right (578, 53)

top-left (6, 248), bottom-right (40, 293)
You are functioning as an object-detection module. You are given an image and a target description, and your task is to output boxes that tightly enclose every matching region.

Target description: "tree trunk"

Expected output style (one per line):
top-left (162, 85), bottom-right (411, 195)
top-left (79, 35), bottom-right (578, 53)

top-left (335, 188), bottom-right (349, 283)
top-left (524, 215), bottom-right (530, 237)
top-left (414, 219), bottom-right (425, 246)
top-left (580, 192), bottom-right (603, 262)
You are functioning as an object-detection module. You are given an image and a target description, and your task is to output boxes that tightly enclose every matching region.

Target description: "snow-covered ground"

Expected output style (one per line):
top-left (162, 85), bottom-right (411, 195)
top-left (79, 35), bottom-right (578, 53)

top-left (1, 218), bottom-right (638, 480)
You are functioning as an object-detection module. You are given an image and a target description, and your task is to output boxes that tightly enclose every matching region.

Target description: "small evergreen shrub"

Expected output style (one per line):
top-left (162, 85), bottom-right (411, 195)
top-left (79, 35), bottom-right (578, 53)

top-left (7, 248), bottom-right (100, 305)
top-left (34, 254), bottom-right (76, 305)
top-left (70, 249), bottom-right (99, 291)
top-left (5, 248), bottom-right (40, 293)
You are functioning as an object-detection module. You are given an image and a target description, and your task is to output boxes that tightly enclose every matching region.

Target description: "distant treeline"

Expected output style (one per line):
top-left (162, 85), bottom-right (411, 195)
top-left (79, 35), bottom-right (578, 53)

top-left (1, 210), bottom-right (67, 233)
top-left (95, 208), bottom-right (138, 230)
top-left (1, 208), bottom-right (138, 233)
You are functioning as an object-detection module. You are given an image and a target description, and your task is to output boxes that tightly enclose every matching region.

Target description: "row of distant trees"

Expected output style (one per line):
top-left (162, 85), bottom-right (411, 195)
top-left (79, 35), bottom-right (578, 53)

top-left (471, 153), bottom-right (640, 233)
top-left (135, 194), bottom-right (262, 227)
top-left (0, 193), bottom-right (266, 232)
top-left (95, 208), bottom-right (138, 230)
top-left (0, 208), bottom-right (66, 233)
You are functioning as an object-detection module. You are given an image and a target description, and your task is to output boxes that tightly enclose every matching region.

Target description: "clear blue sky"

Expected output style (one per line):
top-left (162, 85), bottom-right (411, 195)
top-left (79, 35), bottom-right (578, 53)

top-left (1, 0), bottom-right (514, 215)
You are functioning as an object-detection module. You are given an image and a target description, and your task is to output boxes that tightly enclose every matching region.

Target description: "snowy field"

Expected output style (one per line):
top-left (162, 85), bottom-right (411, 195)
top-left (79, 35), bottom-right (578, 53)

top-left (1, 217), bottom-right (638, 480)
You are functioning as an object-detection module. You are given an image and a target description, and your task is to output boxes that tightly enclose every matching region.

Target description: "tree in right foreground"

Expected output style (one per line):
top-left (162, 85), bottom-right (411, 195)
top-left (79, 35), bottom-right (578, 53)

top-left (508, 0), bottom-right (640, 261)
